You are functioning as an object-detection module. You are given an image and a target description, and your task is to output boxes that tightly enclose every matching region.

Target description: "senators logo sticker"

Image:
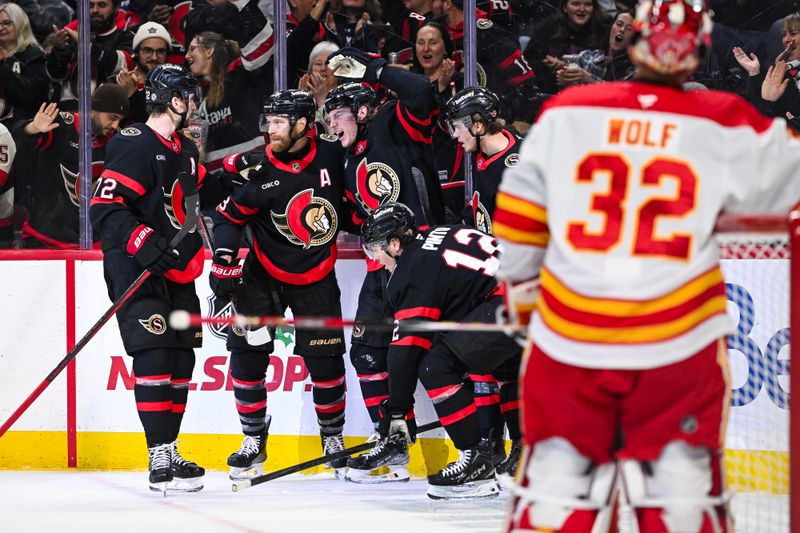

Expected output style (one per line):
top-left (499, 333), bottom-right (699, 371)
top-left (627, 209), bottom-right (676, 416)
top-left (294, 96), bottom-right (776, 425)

top-left (271, 188), bottom-right (338, 249)
top-left (120, 127), bottom-right (141, 136)
top-left (354, 159), bottom-right (400, 213)
top-left (139, 314), bottom-right (167, 335)
top-left (59, 111), bottom-right (75, 125)
top-left (470, 191), bottom-right (492, 235)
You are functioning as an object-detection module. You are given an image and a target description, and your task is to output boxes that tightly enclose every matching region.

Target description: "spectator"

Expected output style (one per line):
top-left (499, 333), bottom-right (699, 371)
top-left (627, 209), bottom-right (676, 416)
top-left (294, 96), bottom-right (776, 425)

top-left (116, 21), bottom-right (171, 122)
top-left (13, 0), bottom-right (74, 43)
top-left (522, 0), bottom-right (609, 94)
top-left (15, 84), bottom-right (129, 248)
top-left (735, 12), bottom-right (800, 123)
top-left (0, 3), bottom-right (49, 125)
top-left (555, 8), bottom-right (634, 88)
top-left (287, 0), bottom-right (335, 88)
top-left (46, 0), bottom-right (135, 109)
top-left (186, 29), bottom-right (273, 174)
top-left (327, 0), bottom-right (383, 52)
top-left (382, 0), bottom-right (435, 63)
top-left (0, 121), bottom-right (15, 247)
top-left (299, 40), bottom-right (339, 124)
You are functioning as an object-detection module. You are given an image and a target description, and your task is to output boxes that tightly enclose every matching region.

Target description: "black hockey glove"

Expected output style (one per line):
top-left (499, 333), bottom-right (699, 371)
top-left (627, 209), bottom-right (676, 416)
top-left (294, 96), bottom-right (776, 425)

top-left (126, 224), bottom-right (180, 276)
top-left (377, 401), bottom-right (414, 444)
top-left (219, 151), bottom-right (263, 190)
top-left (327, 47), bottom-right (387, 84)
top-left (209, 249), bottom-right (243, 298)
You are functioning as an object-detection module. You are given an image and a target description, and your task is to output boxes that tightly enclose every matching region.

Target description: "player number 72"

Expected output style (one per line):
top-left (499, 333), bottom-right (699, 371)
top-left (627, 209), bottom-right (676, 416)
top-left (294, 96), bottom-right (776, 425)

top-left (566, 152), bottom-right (698, 260)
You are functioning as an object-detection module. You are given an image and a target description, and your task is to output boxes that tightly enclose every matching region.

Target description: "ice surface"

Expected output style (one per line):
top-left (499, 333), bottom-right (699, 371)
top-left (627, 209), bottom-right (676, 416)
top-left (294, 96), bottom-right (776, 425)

top-left (0, 471), bottom-right (510, 533)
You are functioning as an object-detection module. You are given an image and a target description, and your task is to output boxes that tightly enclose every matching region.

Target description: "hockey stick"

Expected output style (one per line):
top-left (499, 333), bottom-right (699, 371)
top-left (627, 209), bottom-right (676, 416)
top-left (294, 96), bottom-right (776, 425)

top-left (0, 172), bottom-right (200, 439)
top-left (170, 311), bottom-right (527, 333)
top-left (232, 420), bottom-right (443, 492)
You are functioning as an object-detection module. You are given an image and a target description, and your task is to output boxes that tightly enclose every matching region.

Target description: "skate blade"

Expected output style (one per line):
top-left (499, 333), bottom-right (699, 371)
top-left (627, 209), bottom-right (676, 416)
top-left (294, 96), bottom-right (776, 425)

top-left (496, 472), bottom-right (516, 490)
top-left (167, 476), bottom-right (205, 493)
top-left (149, 481), bottom-right (170, 496)
top-left (427, 478), bottom-right (500, 500)
top-left (229, 463), bottom-right (265, 481)
top-left (345, 466), bottom-right (410, 484)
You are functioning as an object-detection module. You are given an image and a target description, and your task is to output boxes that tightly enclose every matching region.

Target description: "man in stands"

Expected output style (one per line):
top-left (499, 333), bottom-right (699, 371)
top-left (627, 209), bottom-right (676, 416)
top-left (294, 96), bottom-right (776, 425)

top-left (359, 202), bottom-right (522, 499)
top-left (16, 83), bottom-right (129, 248)
top-left (496, 1), bottom-right (800, 531)
top-left (90, 64), bottom-right (206, 493)
top-left (116, 21), bottom-right (172, 123)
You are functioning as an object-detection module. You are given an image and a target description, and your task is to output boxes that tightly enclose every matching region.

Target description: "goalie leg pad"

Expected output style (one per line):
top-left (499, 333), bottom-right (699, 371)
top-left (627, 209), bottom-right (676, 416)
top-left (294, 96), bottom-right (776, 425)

top-left (509, 437), bottom-right (616, 533)
top-left (622, 441), bottom-right (730, 533)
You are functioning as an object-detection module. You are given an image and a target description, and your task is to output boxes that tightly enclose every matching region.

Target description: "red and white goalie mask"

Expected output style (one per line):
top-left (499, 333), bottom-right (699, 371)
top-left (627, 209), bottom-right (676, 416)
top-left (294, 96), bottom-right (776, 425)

top-left (629, 0), bottom-right (713, 77)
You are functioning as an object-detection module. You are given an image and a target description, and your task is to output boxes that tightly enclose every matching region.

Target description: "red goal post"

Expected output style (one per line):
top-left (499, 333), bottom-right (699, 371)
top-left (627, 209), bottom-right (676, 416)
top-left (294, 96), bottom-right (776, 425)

top-left (713, 212), bottom-right (798, 533)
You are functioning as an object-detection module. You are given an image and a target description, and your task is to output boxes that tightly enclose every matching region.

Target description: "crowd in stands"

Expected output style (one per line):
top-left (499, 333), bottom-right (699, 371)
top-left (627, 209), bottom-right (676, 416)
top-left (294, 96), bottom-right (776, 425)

top-left (0, 0), bottom-right (799, 249)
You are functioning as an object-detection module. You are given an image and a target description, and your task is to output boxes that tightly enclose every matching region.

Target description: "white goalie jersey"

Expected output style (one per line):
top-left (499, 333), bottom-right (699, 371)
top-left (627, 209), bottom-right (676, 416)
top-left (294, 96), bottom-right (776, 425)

top-left (494, 81), bottom-right (800, 369)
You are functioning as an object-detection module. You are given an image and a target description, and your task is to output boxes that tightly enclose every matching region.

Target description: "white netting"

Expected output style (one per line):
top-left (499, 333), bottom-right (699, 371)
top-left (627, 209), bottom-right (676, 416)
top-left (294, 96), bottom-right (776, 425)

top-left (715, 221), bottom-right (791, 533)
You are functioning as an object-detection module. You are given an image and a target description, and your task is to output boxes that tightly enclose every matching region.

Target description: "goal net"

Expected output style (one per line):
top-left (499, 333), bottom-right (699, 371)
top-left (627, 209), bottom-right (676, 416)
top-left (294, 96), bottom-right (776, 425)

top-left (715, 214), bottom-right (796, 533)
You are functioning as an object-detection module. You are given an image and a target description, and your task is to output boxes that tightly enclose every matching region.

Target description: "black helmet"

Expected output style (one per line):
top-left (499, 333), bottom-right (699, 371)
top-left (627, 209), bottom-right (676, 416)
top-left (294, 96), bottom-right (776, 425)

top-left (324, 82), bottom-right (376, 115)
top-left (444, 86), bottom-right (500, 135)
top-left (259, 89), bottom-right (316, 132)
top-left (145, 63), bottom-right (201, 106)
top-left (361, 202), bottom-right (417, 258)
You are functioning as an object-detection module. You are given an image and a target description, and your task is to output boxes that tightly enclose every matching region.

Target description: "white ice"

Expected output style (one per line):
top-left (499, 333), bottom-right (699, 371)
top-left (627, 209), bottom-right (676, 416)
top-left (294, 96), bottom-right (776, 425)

top-left (0, 471), bottom-right (511, 533)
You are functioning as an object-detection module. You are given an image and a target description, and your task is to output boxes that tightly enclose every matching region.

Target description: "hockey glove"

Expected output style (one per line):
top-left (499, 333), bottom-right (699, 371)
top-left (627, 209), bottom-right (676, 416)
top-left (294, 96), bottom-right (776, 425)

top-left (126, 224), bottom-right (180, 276)
top-left (377, 401), bottom-right (413, 444)
top-left (209, 249), bottom-right (243, 298)
top-left (219, 152), bottom-right (263, 190)
top-left (327, 47), bottom-right (387, 84)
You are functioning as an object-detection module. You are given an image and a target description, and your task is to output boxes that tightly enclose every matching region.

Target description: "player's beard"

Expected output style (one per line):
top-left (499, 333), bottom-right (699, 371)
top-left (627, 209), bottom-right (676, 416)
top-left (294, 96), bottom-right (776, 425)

top-left (270, 134), bottom-right (292, 153)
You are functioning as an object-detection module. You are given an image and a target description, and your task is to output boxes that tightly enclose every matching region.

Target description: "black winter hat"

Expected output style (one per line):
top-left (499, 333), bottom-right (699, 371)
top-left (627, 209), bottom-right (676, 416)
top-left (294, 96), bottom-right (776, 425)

top-left (92, 84), bottom-right (130, 116)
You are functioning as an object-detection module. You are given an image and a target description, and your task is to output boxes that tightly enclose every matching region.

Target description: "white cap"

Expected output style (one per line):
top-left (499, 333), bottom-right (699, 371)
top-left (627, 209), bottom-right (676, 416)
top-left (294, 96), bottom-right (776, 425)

top-left (133, 22), bottom-right (171, 52)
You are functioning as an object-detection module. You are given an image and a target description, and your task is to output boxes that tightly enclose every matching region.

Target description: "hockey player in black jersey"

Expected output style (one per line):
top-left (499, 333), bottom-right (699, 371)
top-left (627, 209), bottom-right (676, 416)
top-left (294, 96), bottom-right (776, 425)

top-left (210, 89), bottom-right (351, 480)
top-left (360, 202), bottom-right (522, 499)
top-left (90, 64), bottom-right (206, 493)
top-left (16, 84), bottom-right (129, 248)
top-left (324, 49), bottom-right (446, 482)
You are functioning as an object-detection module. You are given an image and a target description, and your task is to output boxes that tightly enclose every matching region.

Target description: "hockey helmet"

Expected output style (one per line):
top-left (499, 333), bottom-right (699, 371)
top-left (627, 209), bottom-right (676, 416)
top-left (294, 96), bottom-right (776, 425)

top-left (259, 89), bottom-right (316, 132)
top-left (361, 202), bottom-right (418, 259)
top-left (324, 82), bottom-right (376, 116)
top-left (629, 0), bottom-right (712, 77)
top-left (444, 86), bottom-right (500, 138)
top-left (145, 63), bottom-right (202, 107)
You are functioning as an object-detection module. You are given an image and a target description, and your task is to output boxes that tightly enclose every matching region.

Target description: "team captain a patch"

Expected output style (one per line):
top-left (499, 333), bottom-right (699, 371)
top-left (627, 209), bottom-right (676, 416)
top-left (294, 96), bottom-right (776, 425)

top-left (139, 314), bottom-right (167, 334)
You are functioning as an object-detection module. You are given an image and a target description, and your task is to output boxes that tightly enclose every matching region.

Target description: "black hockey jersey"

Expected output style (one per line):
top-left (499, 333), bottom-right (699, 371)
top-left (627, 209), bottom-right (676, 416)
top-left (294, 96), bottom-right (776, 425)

top-left (16, 111), bottom-right (110, 247)
top-left (468, 127), bottom-right (522, 234)
top-left (385, 224), bottom-right (501, 410)
top-left (90, 124), bottom-right (205, 284)
top-left (213, 135), bottom-right (346, 285)
top-left (343, 67), bottom-right (445, 230)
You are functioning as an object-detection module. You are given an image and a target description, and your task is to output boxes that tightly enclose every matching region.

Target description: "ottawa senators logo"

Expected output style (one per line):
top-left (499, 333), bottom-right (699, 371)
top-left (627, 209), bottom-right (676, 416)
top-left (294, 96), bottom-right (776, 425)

top-left (138, 314), bottom-right (167, 335)
top-left (62, 161), bottom-right (104, 207)
top-left (354, 159), bottom-right (400, 213)
top-left (270, 189), bottom-right (338, 249)
top-left (163, 178), bottom-right (197, 232)
top-left (470, 191), bottom-right (492, 235)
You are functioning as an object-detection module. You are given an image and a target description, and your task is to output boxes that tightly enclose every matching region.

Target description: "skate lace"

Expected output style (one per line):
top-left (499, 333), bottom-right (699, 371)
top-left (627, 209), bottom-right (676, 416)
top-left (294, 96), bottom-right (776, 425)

top-left (236, 435), bottom-right (261, 456)
top-left (441, 449), bottom-right (474, 477)
top-left (150, 443), bottom-right (172, 470)
top-left (323, 435), bottom-right (345, 455)
top-left (170, 441), bottom-right (192, 466)
top-left (362, 436), bottom-right (388, 459)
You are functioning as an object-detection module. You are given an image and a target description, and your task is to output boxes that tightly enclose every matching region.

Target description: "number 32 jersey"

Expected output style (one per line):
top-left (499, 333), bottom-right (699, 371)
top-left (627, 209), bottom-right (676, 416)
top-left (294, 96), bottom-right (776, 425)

top-left (494, 81), bottom-right (800, 369)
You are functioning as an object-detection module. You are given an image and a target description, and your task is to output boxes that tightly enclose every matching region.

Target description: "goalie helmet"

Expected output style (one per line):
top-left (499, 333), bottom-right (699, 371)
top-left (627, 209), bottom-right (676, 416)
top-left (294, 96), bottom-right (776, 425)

top-left (259, 89), bottom-right (316, 132)
top-left (145, 63), bottom-right (201, 106)
top-left (361, 203), bottom-right (417, 258)
top-left (324, 82), bottom-right (376, 115)
top-left (444, 86), bottom-right (500, 137)
top-left (629, 0), bottom-right (712, 77)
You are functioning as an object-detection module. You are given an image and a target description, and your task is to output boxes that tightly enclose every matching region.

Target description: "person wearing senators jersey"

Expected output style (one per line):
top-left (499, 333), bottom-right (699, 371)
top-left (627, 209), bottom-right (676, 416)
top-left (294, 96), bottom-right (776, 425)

top-left (90, 63), bottom-right (206, 494)
top-left (210, 89), bottom-right (350, 481)
top-left (496, 2), bottom-right (800, 532)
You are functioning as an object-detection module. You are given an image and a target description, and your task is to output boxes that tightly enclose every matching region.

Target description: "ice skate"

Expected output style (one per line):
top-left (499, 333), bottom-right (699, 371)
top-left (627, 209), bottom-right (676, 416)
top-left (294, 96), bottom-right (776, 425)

top-left (148, 443), bottom-right (173, 495)
top-left (345, 435), bottom-right (410, 484)
top-left (227, 432), bottom-right (267, 480)
top-left (496, 439), bottom-right (522, 489)
top-left (168, 441), bottom-right (205, 492)
top-left (321, 434), bottom-right (348, 478)
top-left (427, 444), bottom-right (499, 500)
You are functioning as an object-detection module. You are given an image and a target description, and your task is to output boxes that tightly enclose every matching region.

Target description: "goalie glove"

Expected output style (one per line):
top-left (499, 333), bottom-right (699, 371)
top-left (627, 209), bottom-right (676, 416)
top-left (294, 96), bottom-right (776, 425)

top-left (327, 47), bottom-right (387, 84)
top-left (497, 278), bottom-right (540, 347)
